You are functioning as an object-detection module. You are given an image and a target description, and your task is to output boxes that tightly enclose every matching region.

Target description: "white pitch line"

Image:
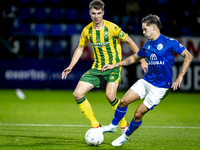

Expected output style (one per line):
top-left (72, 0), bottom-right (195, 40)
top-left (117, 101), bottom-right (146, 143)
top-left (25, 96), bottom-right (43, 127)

top-left (141, 126), bottom-right (200, 129)
top-left (0, 124), bottom-right (90, 127)
top-left (0, 123), bottom-right (200, 129)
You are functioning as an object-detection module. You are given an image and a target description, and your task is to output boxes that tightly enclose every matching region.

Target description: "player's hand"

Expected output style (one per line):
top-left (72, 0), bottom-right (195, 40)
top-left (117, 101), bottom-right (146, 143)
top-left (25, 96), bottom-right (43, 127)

top-left (102, 64), bottom-right (115, 72)
top-left (141, 60), bottom-right (148, 73)
top-left (61, 67), bottom-right (72, 79)
top-left (171, 74), bottom-right (183, 90)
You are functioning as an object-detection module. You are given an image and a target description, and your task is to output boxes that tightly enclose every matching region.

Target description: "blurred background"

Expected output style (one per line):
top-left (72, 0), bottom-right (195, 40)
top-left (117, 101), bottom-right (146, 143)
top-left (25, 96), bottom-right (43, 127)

top-left (0, 0), bottom-right (199, 92)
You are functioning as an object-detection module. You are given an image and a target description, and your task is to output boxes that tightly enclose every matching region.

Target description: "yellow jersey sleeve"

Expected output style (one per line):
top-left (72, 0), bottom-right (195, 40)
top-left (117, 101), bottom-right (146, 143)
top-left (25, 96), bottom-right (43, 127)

top-left (79, 28), bottom-right (89, 48)
top-left (112, 24), bottom-right (128, 42)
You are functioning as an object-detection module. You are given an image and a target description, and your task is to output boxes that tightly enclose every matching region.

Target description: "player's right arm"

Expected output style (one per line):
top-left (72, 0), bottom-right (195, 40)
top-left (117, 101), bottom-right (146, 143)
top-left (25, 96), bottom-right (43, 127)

top-left (102, 54), bottom-right (142, 72)
top-left (62, 46), bottom-right (84, 79)
top-left (62, 27), bottom-right (89, 79)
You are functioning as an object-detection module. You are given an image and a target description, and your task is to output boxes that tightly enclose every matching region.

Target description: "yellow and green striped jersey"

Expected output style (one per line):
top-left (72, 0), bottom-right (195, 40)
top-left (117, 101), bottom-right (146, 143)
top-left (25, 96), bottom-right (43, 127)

top-left (79, 20), bottom-right (128, 70)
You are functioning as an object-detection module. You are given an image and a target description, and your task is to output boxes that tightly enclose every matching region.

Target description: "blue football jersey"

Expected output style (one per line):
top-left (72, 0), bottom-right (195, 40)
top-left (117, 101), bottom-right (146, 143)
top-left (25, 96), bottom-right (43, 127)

top-left (137, 34), bottom-right (185, 88)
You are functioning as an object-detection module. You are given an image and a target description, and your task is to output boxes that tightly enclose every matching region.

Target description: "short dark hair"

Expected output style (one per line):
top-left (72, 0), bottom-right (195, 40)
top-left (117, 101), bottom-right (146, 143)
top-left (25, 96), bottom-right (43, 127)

top-left (142, 14), bottom-right (161, 30)
top-left (89, 0), bottom-right (105, 11)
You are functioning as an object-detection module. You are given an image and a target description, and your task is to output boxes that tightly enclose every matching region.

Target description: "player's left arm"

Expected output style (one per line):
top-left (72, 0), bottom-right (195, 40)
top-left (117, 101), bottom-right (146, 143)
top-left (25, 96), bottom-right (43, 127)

top-left (124, 36), bottom-right (148, 73)
top-left (171, 49), bottom-right (193, 90)
top-left (102, 54), bottom-right (142, 72)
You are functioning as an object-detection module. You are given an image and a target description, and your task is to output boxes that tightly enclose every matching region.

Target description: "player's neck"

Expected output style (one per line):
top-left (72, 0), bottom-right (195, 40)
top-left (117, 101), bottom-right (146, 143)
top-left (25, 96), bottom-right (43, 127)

top-left (93, 19), bottom-right (104, 30)
top-left (151, 32), bottom-right (161, 41)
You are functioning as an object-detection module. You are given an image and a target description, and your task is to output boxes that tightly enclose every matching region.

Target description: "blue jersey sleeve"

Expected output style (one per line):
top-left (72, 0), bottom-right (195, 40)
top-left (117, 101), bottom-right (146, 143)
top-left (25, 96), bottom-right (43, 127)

top-left (171, 40), bottom-right (185, 55)
top-left (137, 48), bottom-right (146, 58)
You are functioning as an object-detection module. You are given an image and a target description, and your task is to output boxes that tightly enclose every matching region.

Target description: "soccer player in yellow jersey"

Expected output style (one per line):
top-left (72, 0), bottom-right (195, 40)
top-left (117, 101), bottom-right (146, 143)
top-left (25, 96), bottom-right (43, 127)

top-left (62, 0), bottom-right (148, 134)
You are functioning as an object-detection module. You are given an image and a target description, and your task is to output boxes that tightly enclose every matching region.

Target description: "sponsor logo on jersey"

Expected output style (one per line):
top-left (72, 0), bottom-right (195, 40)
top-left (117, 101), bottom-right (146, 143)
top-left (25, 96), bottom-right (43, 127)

top-left (92, 41), bottom-right (110, 47)
top-left (114, 26), bottom-right (118, 30)
top-left (149, 54), bottom-right (164, 65)
top-left (150, 54), bottom-right (157, 60)
top-left (179, 43), bottom-right (184, 48)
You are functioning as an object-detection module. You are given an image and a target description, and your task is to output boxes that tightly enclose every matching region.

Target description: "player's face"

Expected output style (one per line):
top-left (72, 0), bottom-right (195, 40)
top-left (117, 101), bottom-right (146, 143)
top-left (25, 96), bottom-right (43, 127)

top-left (142, 23), bottom-right (155, 40)
top-left (90, 8), bottom-right (104, 24)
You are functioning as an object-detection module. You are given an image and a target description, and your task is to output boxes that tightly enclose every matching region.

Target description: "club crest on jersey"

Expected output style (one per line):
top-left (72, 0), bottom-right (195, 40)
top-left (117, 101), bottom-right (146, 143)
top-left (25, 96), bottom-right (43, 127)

top-left (119, 31), bottom-right (125, 38)
top-left (157, 43), bottom-right (163, 50)
top-left (103, 31), bottom-right (109, 38)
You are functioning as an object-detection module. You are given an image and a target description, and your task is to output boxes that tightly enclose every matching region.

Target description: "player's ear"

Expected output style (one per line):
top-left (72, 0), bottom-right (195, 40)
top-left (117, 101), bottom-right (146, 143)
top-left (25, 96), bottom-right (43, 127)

top-left (152, 24), bottom-right (157, 31)
top-left (102, 10), bottom-right (104, 16)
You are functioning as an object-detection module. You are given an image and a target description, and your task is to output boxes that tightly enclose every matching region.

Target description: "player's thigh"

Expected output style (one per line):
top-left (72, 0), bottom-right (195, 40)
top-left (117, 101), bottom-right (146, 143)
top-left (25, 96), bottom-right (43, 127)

top-left (73, 81), bottom-right (94, 99)
top-left (144, 85), bottom-right (169, 110)
top-left (130, 79), bottom-right (148, 100)
top-left (120, 88), bottom-right (140, 107)
top-left (120, 79), bottom-right (147, 106)
top-left (105, 82), bottom-right (119, 102)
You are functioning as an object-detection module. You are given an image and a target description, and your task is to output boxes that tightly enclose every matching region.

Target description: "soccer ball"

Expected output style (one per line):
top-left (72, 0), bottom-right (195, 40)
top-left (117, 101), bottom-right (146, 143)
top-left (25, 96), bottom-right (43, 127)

top-left (85, 128), bottom-right (104, 146)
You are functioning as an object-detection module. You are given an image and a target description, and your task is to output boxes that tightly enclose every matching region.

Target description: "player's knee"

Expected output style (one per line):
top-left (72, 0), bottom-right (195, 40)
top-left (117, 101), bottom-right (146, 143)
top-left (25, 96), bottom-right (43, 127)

top-left (73, 91), bottom-right (82, 100)
top-left (119, 99), bottom-right (128, 107)
top-left (106, 94), bottom-right (115, 103)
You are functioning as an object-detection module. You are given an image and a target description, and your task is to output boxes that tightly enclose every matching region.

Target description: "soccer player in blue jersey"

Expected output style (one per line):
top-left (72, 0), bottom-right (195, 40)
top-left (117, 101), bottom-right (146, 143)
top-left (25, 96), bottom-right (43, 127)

top-left (101, 14), bottom-right (193, 146)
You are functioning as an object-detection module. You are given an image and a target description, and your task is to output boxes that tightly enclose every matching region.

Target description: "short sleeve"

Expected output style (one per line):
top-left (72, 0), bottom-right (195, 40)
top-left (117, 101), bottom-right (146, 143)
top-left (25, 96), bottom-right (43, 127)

top-left (79, 28), bottom-right (89, 48)
top-left (171, 40), bottom-right (185, 55)
top-left (112, 25), bottom-right (128, 42)
top-left (137, 48), bottom-right (146, 58)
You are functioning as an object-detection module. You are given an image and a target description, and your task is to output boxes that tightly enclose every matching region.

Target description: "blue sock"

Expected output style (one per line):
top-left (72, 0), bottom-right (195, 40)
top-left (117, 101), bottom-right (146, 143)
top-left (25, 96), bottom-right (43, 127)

top-left (111, 105), bottom-right (127, 126)
top-left (125, 119), bottom-right (142, 136)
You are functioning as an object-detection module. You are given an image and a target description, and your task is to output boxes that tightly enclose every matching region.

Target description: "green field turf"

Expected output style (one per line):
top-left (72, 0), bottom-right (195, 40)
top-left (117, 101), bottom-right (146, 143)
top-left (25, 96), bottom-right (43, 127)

top-left (0, 89), bottom-right (200, 150)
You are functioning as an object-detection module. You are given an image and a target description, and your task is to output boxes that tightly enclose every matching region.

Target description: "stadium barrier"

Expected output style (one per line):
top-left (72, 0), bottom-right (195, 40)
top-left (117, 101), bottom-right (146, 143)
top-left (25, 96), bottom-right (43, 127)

top-left (0, 59), bottom-right (199, 92)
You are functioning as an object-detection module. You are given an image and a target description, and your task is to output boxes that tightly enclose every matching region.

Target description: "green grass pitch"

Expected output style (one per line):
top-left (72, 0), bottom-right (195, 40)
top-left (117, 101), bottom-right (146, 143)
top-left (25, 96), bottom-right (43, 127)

top-left (0, 89), bottom-right (200, 150)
